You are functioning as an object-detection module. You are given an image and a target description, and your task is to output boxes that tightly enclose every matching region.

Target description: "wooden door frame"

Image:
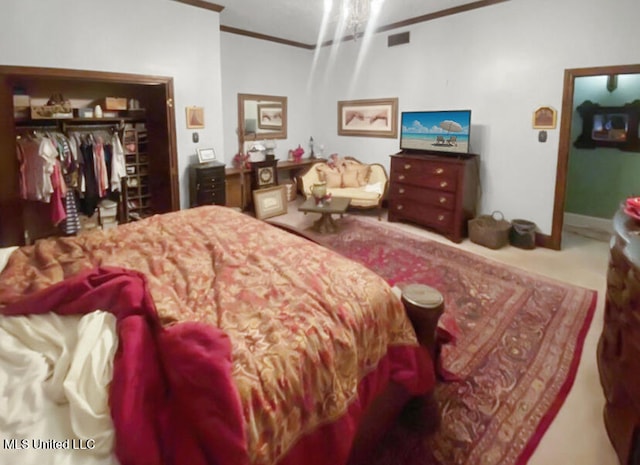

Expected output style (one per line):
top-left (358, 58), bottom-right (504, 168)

top-left (0, 65), bottom-right (180, 210)
top-left (548, 63), bottom-right (640, 250)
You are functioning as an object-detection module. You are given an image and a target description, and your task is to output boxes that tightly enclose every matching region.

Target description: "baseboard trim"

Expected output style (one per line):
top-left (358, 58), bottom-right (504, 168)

top-left (536, 232), bottom-right (555, 250)
top-left (564, 212), bottom-right (613, 235)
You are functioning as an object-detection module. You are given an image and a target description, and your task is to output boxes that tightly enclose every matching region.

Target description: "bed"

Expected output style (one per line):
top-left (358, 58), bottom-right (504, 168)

top-left (0, 206), bottom-right (436, 465)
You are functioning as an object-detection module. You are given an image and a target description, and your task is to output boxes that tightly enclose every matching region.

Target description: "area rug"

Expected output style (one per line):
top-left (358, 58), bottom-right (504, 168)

top-left (303, 217), bottom-right (597, 465)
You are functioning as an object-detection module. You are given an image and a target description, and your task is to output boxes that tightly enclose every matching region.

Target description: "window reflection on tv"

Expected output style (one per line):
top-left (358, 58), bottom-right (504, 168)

top-left (592, 113), bottom-right (628, 141)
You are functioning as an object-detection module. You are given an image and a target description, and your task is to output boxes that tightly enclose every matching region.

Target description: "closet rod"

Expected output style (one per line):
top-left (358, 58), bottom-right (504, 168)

top-left (15, 125), bottom-right (61, 138)
top-left (15, 124), bottom-right (59, 131)
top-left (63, 122), bottom-right (124, 132)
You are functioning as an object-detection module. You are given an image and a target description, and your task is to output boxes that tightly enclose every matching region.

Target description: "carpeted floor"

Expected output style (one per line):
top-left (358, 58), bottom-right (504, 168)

top-left (302, 216), bottom-right (597, 465)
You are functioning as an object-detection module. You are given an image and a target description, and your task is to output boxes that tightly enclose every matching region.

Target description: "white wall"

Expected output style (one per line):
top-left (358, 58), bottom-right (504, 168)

top-left (221, 0), bottom-right (640, 234)
top-left (0, 0), bottom-right (224, 210)
top-left (220, 33), bottom-right (313, 161)
top-left (309, 0), bottom-right (640, 233)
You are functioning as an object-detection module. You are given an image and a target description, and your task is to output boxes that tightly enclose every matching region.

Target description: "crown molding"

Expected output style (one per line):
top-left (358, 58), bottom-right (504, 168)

top-left (220, 25), bottom-right (315, 50)
top-left (221, 0), bottom-right (509, 49)
top-left (172, 0), bottom-right (224, 13)
top-left (375, 0), bottom-right (509, 34)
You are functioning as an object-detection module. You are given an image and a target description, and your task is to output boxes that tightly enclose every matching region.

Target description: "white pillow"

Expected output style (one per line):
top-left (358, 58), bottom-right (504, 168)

top-left (364, 182), bottom-right (383, 195)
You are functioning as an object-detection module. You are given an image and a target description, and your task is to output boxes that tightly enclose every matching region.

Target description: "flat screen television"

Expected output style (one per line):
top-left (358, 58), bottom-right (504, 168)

top-left (400, 110), bottom-right (472, 155)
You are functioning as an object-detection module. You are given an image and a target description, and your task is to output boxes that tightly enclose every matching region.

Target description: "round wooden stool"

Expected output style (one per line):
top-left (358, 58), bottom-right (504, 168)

top-left (400, 283), bottom-right (445, 360)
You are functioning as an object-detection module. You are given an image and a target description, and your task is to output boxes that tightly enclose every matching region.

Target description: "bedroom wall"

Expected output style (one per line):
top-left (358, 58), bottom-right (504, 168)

top-left (566, 74), bottom-right (640, 219)
top-left (307, 0), bottom-right (640, 234)
top-left (219, 33), bottom-right (313, 161)
top-left (0, 0), bottom-right (224, 210)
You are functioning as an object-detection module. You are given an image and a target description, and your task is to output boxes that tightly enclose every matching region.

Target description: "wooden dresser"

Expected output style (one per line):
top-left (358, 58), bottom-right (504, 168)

top-left (189, 161), bottom-right (226, 207)
top-left (388, 152), bottom-right (479, 243)
top-left (597, 208), bottom-right (640, 465)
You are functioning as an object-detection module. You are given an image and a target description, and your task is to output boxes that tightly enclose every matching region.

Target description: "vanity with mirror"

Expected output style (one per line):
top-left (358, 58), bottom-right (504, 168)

top-left (227, 93), bottom-right (292, 209)
top-left (225, 93), bottom-right (324, 210)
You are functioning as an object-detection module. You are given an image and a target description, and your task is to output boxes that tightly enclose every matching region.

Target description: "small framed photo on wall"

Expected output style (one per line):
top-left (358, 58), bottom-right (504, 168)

top-left (186, 106), bottom-right (205, 129)
top-left (532, 106), bottom-right (557, 129)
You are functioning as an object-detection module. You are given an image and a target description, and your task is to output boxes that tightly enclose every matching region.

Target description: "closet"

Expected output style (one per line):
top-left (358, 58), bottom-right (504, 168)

top-left (0, 66), bottom-right (179, 247)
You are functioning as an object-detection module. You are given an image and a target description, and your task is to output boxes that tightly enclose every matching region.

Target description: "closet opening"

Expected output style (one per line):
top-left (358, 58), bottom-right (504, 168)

top-left (0, 66), bottom-right (179, 247)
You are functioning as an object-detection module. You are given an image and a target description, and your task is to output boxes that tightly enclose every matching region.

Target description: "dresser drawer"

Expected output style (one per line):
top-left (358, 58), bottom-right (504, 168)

top-left (196, 186), bottom-right (225, 205)
top-left (390, 159), bottom-right (459, 192)
top-left (389, 183), bottom-right (456, 211)
top-left (196, 177), bottom-right (225, 191)
top-left (390, 171), bottom-right (457, 192)
top-left (196, 166), bottom-right (225, 179)
top-left (388, 200), bottom-right (453, 231)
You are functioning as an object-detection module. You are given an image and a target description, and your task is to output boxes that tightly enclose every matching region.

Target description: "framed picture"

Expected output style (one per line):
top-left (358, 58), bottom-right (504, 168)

top-left (257, 104), bottom-right (283, 130)
top-left (197, 147), bottom-right (216, 163)
top-left (186, 106), bottom-right (205, 129)
top-left (532, 106), bottom-right (557, 129)
top-left (573, 99), bottom-right (640, 152)
top-left (337, 98), bottom-right (398, 138)
top-left (253, 185), bottom-right (287, 220)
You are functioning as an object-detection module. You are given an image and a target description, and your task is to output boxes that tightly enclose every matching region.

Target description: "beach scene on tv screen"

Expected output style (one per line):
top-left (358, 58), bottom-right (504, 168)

top-left (401, 110), bottom-right (471, 153)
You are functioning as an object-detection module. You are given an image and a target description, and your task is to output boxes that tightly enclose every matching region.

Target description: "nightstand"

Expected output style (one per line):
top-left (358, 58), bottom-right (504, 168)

top-left (189, 161), bottom-right (226, 207)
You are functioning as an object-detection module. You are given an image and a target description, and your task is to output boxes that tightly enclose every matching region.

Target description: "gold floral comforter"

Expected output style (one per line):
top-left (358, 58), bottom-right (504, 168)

top-left (0, 206), bottom-right (433, 465)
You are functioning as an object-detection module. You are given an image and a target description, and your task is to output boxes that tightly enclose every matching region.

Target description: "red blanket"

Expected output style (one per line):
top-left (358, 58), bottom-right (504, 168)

top-left (2, 266), bottom-right (248, 465)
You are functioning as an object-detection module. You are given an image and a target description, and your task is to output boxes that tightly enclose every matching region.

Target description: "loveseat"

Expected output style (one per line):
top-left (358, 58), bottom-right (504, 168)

top-left (298, 156), bottom-right (388, 219)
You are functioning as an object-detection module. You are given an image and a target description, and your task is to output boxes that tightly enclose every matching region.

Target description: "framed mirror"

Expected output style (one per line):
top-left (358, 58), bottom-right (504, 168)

top-left (238, 93), bottom-right (287, 143)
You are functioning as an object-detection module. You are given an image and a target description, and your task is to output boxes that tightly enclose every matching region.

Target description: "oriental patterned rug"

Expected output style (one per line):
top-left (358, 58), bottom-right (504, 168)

top-left (303, 217), bottom-right (597, 465)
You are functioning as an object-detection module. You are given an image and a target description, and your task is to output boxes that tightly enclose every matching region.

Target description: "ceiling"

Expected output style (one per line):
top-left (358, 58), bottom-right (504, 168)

top-left (208, 0), bottom-right (504, 47)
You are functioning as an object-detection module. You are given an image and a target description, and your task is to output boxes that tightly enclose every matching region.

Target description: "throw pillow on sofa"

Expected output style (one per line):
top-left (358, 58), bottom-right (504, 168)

top-left (343, 160), bottom-right (371, 187)
top-left (342, 169), bottom-right (360, 188)
top-left (316, 164), bottom-right (343, 188)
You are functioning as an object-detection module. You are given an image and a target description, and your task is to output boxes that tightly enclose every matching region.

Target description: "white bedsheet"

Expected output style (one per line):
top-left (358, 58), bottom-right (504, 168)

top-left (0, 247), bottom-right (119, 465)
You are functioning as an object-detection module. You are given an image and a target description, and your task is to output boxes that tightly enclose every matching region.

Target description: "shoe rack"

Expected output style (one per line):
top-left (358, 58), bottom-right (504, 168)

top-left (123, 122), bottom-right (151, 220)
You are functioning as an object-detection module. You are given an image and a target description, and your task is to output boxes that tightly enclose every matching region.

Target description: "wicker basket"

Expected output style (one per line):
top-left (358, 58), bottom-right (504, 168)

top-left (468, 211), bottom-right (511, 249)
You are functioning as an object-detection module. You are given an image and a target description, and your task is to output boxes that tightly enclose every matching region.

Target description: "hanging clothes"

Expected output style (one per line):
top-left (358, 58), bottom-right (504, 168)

top-left (78, 138), bottom-right (100, 216)
top-left (16, 125), bottom-right (126, 239)
top-left (50, 162), bottom-right (67, 226)
top-left (92, 138), bottom-right (109, 198)
top-left (110, 132), bottom-right (127, 192)
top-left (16, 135), bottom-right (58, 202)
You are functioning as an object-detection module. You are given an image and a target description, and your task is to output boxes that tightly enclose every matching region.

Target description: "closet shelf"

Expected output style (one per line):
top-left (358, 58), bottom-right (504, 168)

top-left (15, 116), bottom-right (145, 126)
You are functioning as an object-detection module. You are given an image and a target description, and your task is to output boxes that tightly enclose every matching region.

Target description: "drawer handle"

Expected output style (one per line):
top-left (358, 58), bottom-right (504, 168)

top-left (439, 197), bottom-right (447, 204)
top-left (404, 164), bottom-right (411, 170)
top-left (397, 205), bottom-right (404, 211)
top-left (440, 181), bottom-right (448, 188)
top-left (438, 214), bottom-right (445, 222)
top-left (398, 188), bottom-right (405, 194)
top-left (434, 168), bottom-right (444, 175)
top-left (398, 175), bottom-right (405, 181)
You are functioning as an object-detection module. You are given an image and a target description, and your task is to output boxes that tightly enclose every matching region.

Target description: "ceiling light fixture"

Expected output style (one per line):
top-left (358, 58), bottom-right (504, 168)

top-left (344, 0), bottom-right (371, 40)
